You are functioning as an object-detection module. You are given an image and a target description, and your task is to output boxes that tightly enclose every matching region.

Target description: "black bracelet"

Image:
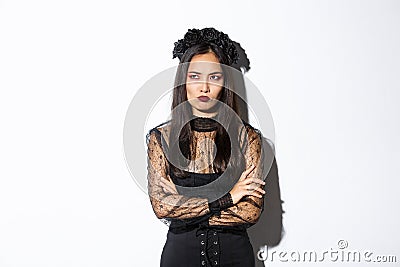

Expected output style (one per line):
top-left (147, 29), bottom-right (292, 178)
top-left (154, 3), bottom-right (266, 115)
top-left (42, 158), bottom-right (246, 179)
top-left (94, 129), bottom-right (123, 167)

top-left (218, 192), bottom-right (233, 209)
top-left (208, 192), bottom-right (234, 214)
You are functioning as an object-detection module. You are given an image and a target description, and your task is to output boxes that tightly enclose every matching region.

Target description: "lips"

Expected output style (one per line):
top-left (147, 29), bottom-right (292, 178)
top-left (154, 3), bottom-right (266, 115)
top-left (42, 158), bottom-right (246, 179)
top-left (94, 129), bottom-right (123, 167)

top-left (198, 96), bottom-right (210, 102)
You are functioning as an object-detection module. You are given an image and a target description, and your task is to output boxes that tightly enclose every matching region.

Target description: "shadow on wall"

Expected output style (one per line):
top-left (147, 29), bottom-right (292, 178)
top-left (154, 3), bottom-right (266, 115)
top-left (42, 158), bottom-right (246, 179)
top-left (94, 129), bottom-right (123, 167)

top-left (248, 138), bottom-right (284, 267)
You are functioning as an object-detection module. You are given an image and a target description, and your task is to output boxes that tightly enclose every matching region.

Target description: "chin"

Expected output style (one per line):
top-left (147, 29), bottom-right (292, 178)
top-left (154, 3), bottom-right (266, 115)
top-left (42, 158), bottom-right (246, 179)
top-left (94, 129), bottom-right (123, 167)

top-left (195, 103), bottom-right (217, 110)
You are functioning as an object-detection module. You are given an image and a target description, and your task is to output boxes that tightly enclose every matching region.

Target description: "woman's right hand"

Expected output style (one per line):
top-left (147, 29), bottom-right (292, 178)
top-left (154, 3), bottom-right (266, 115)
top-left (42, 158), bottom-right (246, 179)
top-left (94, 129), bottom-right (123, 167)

top-left (229, 164), bottom-right (266, 205)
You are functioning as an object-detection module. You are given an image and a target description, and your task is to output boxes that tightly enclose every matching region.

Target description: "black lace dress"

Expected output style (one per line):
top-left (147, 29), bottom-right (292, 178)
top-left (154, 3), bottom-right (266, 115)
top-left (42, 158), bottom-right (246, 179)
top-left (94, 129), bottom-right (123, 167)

top-left (146, 116), bottom-right (265, 267)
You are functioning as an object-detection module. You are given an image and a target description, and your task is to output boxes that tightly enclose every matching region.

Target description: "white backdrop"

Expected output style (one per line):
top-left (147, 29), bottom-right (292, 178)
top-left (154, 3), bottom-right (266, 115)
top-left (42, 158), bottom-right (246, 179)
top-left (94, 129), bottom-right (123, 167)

top-left (0, 0), bottom-right (399, 266)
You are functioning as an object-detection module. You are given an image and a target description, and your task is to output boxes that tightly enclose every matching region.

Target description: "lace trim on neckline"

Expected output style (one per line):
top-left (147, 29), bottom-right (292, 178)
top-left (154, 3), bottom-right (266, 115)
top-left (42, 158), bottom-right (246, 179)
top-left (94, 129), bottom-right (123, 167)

top-left (190, 116), bottom-right (218, 132)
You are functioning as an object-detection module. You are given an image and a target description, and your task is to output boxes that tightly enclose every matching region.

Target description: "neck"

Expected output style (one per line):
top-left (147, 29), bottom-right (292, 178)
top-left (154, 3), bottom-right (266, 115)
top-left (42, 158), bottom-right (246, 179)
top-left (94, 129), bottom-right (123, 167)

top-left (190, 115), bottom-right (218, 132)
top-left (192, 110), bottom-right (218, 118)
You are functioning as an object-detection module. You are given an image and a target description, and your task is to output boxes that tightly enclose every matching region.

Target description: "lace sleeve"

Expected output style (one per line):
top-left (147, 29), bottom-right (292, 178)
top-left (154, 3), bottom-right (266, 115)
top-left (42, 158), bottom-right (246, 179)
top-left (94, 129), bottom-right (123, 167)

top-left (209, 125), bottom-right (266, 226)
top-left (147, 128), bottom-right (231, 220)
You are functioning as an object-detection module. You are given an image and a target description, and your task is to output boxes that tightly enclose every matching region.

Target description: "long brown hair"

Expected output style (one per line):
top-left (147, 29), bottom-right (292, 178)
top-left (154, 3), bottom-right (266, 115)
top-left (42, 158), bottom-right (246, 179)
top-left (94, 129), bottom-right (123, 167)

top-left (168, 42), bottom-right (246, 180)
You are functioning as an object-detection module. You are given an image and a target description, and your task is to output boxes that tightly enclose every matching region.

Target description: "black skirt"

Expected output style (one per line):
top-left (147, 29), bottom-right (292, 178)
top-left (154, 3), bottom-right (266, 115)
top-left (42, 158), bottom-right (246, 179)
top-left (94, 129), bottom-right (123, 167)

top-left (160, 225), bottom-right (255, 267)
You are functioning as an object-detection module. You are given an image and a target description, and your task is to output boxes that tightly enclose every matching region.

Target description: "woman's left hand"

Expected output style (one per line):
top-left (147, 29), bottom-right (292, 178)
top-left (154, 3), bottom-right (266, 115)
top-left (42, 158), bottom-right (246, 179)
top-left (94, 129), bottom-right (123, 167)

top-left (160, 175), bottom-right (178, 194)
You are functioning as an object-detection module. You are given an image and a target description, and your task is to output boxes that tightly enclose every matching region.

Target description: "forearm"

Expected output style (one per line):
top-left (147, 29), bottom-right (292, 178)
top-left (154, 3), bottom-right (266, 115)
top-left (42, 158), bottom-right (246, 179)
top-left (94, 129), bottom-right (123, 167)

top-left (208, 195), bottom-right (264, 225)
top-left (150, 189), bottom-right (235, 220)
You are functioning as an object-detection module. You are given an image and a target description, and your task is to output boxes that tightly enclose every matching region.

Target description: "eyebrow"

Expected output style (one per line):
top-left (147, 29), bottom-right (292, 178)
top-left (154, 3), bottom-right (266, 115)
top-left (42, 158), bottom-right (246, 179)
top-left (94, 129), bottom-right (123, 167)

top-left (187, 71), bottom-right (223, 75)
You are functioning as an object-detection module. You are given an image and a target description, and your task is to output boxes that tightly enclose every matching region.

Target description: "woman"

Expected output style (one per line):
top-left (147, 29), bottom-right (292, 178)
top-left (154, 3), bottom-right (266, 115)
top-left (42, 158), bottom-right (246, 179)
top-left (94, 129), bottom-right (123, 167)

top-left (146, 27), bottom-right (267, 267)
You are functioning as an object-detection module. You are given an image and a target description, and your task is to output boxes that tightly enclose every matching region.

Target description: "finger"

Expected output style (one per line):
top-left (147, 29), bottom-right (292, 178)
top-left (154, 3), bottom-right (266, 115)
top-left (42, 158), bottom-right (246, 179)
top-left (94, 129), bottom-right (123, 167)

top-left (159, 179), bottom-right (168, 190)
top-left (161, 177), bottom-right (172, 185)
top-left (246, 183), bottom-right (256, 191)
top-left (162, 177), bottom-right (174, 187)
top-left (159, 178), bottom-right (166, 187)
top-left (243, 167), bottom-right (258, 180)
top-left (246, 183), bottom-right (266, 194)
top-left (243, 177), bottom-right (265, 186)
top-left (164, 184), bottom-right (176, 194)
top-left (239, 165), bottom-right (256, 181)
top-left (161, 182), bottom-right (172, 194)
top-left (245, 164), bottom-right (256, 175)
top-left (253, 187), bottom-right (266, 195)
top-left (169, 183), bottom-right (178, 194)
top-left (164, 179), bottom-right (178, 194)
top-left (160, 179), bottom-right (174, 193)
top-left (250, 192), bottom-right (264, 198)
top-left (242, 189), bottom-right (262, 198)
top-left (162, 186), bottom-right (168, 193)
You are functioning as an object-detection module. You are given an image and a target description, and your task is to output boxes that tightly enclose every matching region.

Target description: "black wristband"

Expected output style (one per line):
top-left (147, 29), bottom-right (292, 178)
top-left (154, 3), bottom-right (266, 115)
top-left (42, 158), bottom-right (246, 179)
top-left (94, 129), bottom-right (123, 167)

top-left (209, 192), bottom-right (234, 214)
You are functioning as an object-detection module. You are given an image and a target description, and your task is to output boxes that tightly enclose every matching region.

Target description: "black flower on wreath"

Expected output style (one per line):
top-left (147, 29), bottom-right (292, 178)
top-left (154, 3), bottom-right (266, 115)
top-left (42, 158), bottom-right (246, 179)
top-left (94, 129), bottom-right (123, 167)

top-left (202, 28), bottom-right (218, 42)
top-left (172, 27), bottom-right (240, 66)
top-left (173, 39), bottom-right (187, 58)
top-left (184, 29), bottom-right (201, 46)
top-left (227, 44), bottom-right (239, 64)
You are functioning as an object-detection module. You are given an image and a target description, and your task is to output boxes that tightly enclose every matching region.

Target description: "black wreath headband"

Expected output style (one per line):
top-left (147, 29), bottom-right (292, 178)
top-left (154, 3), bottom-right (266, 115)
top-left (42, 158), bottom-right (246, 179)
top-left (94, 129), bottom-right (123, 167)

top-left (172, 27), bottom-right (250, 72)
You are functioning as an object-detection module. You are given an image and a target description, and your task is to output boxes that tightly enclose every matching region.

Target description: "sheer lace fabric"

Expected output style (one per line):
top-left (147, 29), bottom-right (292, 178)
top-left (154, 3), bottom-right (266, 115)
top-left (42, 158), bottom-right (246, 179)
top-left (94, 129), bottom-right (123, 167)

top-left (146, 117), bottom-right (265, 227)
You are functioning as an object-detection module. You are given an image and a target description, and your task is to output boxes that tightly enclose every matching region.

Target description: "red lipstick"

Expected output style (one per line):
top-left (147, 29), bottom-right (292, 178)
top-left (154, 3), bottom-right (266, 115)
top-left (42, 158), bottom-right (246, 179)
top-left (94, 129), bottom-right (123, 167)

top-left (198, 96), bottom-right (210, 102)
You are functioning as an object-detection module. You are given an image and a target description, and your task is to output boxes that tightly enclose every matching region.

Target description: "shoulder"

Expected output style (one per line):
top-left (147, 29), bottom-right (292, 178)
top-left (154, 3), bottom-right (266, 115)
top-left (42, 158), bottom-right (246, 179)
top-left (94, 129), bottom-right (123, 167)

top-left (146, 120), bottom-right (172, 145)
top-left (239, 120), bottom-right (262, 143)
top-left (242, 121), bottom-right (275, 154)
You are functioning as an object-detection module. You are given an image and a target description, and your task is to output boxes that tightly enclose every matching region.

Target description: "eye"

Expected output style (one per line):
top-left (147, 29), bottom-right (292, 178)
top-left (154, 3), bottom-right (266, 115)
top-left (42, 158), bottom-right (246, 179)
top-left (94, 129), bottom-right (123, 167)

top-left (210, 75), bottom-right (222, 81)
top-left (188, 74), bottom-right (199, 79)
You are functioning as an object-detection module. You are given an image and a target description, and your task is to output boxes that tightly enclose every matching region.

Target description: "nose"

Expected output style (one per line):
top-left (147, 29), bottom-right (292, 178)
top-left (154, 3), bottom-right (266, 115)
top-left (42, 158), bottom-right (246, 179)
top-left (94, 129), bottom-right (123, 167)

top-left (200, 80), bottom-right (210, 93)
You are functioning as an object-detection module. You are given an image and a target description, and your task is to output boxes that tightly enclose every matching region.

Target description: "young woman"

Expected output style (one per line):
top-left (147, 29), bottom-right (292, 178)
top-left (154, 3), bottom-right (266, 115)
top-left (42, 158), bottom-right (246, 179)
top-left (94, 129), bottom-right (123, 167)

top-left (146, 27), bottom-right (268, 267)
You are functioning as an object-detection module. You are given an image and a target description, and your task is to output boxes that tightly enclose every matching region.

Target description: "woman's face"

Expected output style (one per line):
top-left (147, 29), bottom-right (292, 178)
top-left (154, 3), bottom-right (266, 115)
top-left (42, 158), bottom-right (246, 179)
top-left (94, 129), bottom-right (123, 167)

top-left (186, 52), bottom-right (224, 117)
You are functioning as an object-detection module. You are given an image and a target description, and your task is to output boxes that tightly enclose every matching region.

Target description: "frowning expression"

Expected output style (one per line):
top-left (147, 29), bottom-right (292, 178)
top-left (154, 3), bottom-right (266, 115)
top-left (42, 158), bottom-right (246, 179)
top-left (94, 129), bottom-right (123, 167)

top-left (186, 52), bottom-right (224, 117)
